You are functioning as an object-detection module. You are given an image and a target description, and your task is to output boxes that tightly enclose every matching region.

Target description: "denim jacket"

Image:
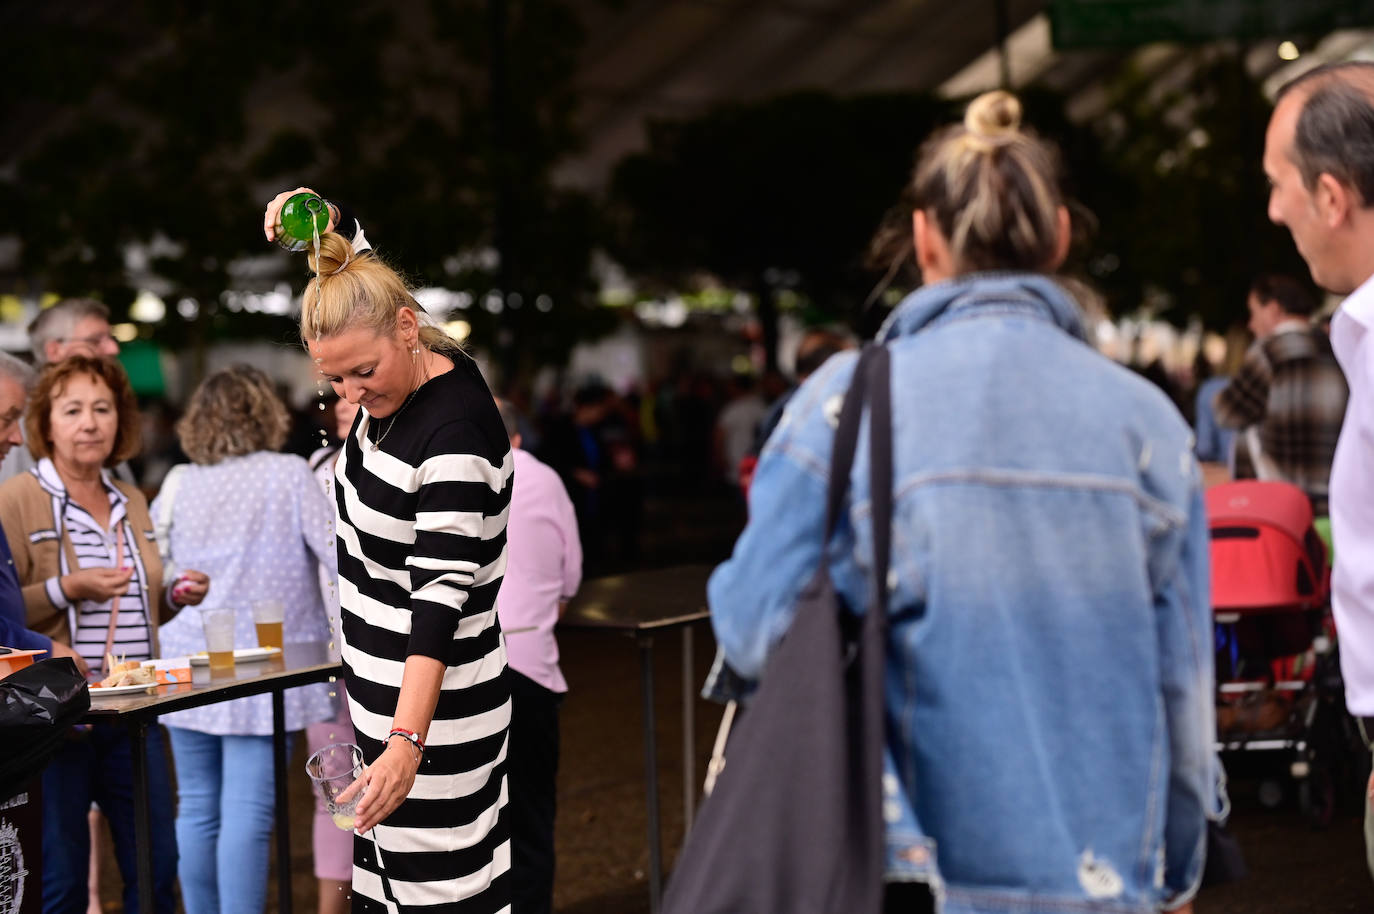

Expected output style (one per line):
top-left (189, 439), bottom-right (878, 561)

top-left (707, 274), bottom-right (1223, 914)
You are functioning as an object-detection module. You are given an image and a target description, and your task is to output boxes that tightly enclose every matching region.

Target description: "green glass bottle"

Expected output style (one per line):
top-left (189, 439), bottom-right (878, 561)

top-left (274, 192), bottom-right (330, 252)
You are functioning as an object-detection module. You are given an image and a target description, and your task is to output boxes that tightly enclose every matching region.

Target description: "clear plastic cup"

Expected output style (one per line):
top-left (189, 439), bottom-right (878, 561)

top-left (252, 599), bottom-right (285, 649)
top-left (306, 742), bottom-right (366, 831)
top-left (201, 609), bottom-right (236, 671)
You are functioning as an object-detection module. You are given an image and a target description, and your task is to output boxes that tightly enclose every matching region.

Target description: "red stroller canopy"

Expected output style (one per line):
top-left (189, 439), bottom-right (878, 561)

top-left (1206, 480), bottom-right (1328, 612)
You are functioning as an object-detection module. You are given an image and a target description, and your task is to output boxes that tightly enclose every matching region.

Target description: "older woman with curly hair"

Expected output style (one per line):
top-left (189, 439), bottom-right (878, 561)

top-left (0, 355), bottom-right (210, 914)
top-left (152, 364), bottom-right (337, 914)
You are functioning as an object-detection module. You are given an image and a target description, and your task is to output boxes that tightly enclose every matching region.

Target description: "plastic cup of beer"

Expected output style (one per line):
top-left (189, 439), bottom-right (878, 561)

top-left (306, 742), bottom-right (365, 831)
top-left (252, 599), bottom-right (285, 649)
top-left (201, 609), bottom-right (236, 672)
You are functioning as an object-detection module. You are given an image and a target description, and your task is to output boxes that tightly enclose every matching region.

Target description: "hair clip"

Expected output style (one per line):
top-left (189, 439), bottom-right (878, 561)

top-left (323, 248), bottom-right (352, 277)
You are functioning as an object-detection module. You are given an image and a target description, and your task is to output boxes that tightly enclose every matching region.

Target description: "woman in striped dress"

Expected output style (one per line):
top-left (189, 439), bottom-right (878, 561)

top-left (293, 228), bottom-right (514, 913)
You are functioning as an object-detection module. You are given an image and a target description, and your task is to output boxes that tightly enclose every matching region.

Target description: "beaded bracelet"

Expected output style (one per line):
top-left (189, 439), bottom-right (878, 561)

top-left (388, 728), bottom-right (425, 762)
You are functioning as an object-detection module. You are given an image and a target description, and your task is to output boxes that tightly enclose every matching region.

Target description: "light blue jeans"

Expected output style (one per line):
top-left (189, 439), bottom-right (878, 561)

top-left (166, 727), bottom-right (288, 914)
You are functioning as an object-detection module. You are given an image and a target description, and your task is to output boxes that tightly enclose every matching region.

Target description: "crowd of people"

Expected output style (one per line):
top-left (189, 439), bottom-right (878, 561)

top-left (0, 231), bottom-right (582, 911)
top-left (705, 62), bottom-right (1374, 914)
top-left (5, 58), bottom-right (1374, 914)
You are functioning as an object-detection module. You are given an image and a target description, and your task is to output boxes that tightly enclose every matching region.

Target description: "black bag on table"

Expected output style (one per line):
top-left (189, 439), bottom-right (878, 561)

top-left (664, 344), bottom-right (893, 914)
top-left (0, 658), bottom-right (89, 803)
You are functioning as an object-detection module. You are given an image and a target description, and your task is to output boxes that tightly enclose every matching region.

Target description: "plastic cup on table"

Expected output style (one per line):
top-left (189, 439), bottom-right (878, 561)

top-left (252, 599), bottom-right (285, 650)
top-left (306, 742), bottom-right (366, 831)
top-left (201, 609), bottom-right (236, 672)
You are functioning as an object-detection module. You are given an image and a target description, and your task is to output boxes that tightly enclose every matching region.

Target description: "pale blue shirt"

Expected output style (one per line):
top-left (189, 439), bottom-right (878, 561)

top-left (154, 451), bottom-right (338, 735)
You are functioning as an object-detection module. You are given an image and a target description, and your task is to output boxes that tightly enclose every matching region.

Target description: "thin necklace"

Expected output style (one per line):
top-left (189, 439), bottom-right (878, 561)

top-left (370, 353), bottom-right (428, 452)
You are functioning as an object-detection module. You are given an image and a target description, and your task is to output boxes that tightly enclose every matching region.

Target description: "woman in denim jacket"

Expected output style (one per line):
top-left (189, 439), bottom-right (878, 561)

top-left (707, 91), bottom-right (1223, 914)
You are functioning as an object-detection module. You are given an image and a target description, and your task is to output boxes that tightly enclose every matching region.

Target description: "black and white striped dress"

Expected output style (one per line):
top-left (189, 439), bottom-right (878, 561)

top-left (334, 354), bottom-right (514, 914)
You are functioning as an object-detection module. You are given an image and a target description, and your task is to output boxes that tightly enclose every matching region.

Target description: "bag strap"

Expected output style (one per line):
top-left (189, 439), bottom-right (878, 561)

top-left (824, 344), bottom-right (893, 619)
top-left (1244, 425), bottom-right (1283, 482)
top-left (825, 347), bottom-right (875, 538)
top-left (865, 345), bottom-right (892, 621)
top-left (153, 463), bottom-right (186, 571)
top-left (832, 343), bottom-right (894, 907)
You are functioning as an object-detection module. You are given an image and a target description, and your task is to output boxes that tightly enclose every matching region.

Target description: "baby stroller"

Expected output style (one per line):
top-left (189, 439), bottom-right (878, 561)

top-left (1208, 480), bottom-right (1367, 824)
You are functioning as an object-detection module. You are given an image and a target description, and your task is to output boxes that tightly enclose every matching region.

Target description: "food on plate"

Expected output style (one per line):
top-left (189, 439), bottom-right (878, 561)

top-left (96, 654), bottom-right (157, 689)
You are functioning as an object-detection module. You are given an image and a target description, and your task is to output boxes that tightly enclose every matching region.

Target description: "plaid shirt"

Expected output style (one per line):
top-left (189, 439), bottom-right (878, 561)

top-left (1214, 323), bottom-right (1348, 514)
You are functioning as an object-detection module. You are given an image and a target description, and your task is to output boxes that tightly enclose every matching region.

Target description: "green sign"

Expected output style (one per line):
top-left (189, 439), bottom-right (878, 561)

top-left (1051, 0), bottom-right (1374, 49)
top-left (117, 340), bottom-right (166, 397)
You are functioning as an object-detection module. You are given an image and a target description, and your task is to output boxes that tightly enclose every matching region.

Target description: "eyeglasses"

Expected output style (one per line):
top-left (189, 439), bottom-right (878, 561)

top-left (59, 333), bottom-right (118, 349)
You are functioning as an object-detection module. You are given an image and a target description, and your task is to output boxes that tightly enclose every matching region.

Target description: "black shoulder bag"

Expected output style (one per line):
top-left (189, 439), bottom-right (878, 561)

top-left (664, 343), bottom-right (893, 914)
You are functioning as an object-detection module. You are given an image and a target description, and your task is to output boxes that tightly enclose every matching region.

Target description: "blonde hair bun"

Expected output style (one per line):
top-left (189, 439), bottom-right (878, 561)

top-left (299, 225), bottom-right (463, 355)
top-left (305, 231), bottom-right (354, 277)
top-left (964, 90), bottom-right (1022, 138)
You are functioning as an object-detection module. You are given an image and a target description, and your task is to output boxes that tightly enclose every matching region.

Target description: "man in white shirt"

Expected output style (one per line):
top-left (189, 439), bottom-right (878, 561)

top-left (1264, 61), bottom-right (1374, 876)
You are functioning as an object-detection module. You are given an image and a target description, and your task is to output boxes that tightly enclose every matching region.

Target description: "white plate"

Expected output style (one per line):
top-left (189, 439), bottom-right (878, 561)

top-left (189, 647), bottom-right (282, 666)
top-left (89, 681), bottom-right (160, 696)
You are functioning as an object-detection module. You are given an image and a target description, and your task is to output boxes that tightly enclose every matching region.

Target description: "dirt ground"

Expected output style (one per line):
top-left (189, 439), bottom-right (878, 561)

top-left (93, 620), bottom-right (1373, 913)
top-left (89, 489), bottom-right (1374, 912)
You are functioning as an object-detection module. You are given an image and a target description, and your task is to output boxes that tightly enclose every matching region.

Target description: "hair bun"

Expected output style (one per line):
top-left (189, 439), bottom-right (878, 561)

top-left (305, 232), bottom-right (354, 277)
top-left (964, 90), bottom-right (1022, 138)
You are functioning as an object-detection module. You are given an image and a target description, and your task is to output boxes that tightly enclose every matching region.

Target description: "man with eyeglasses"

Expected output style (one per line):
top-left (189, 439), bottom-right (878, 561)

top-left (30, 298), bottom-right (121, 365)
top-left (0, 298), bottom-right (122, 484)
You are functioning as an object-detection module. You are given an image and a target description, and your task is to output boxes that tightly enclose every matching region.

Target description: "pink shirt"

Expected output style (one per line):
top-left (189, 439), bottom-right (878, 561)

top-left (496, 448), bottom-right (581, 693)
top-left (1329, 274), bottom-right (1374, 714)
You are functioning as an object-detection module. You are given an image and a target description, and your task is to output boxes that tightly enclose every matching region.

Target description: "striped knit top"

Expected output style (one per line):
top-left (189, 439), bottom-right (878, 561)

top-left (335, 355), bottom-right (513, 670)
top-left (35, 458), bottom-right (152, 667)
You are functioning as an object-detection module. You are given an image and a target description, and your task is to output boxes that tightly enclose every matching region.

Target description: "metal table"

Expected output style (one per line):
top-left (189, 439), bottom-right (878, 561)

top-left (81, 641), bottom-right (341, 914)
top-left (561, 564), bottom-right (713, 914)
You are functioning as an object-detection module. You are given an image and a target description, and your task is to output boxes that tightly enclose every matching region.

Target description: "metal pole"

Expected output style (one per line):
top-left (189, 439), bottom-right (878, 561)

top-left (639, 634), bottom-right (663, 914)
top-left (682, 625), bottom-right (696, 833)
top-left (274, 689), bottom-right (294, 914)
top-left (130, 719), bottom-right (155, 914)
top-left (994, 0), bottom-right (1012, 89)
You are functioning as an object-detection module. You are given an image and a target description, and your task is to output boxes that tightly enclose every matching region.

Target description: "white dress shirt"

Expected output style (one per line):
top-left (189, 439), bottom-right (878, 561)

top-left (1329, 273), bottom-right (1374, 715)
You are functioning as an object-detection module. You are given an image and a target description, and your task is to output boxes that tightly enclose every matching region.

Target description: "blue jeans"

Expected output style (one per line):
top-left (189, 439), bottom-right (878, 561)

top-left (167, 728), bottom-right (285, 914)
top-left (42, 723), bottom-right (178, 914)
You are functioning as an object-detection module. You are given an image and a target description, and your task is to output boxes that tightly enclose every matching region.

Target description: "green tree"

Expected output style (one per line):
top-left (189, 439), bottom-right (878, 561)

top-left (608, 57), bottom-right (1309, 355)
top-left (1072, 50), bottom-right (1311, 328)
top-left (0, 0), bottom-right (602, 384)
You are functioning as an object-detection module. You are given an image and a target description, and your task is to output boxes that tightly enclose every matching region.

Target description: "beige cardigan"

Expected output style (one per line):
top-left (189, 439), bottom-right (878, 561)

top-left (0, 470), bottom-right (176, 656)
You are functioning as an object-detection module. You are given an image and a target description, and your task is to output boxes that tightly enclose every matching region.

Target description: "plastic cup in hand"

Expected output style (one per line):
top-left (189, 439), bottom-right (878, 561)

top-left (252, 599), bottom-right (285, 649)
top-left (201, 609), bottom-right (236, 672)
top-left (306, 742), bottom-right (365, 831)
